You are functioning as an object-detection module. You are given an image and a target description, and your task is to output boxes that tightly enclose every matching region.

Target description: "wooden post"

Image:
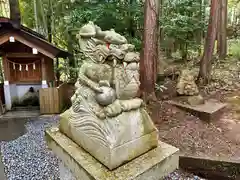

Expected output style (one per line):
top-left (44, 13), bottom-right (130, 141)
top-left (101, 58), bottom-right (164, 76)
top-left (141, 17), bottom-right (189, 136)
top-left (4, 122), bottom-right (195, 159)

top-left (0, 99), bottom-right (5, 115)
top-left (2, 55), bottom-right (12, 110)
top-left (2, 55), bottom-right (10, 81)
top-left (56, 57), bottom-right (60, 86)
top-left (41, 57), bottom-right (48, 88)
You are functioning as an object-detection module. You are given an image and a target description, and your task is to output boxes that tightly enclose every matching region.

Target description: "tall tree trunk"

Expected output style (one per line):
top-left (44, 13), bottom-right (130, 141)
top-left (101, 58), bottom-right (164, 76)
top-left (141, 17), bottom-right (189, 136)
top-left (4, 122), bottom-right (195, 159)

top-left (56, 58), bottom-right (60, 86)
top-left (202, 0), bottom-right (209, 40)
top-left (232, 8), bottom-right (236, 26)
top-left (67, 32), bottom-right (76, 81)
top-left (47, 15), bottom-right (52, 43)
top-left (47, 0), bottom-right (52, 42)
top-left (198, 0), bottom-right (219, 85)
top-left (140, 0), bottom-right (159, 102)
top-left (9, 0), bottom-right (21, 29)
top-left (157, 0), bottom-right (168, 75)
top-left (159, 0), bottom-right (164, 42)
top-left (217, 0), bottom-right (227, 59)
top-left (196, 0), bottom-right (203, 56)
top-left (128, 0), bottom-right (135, 37)
top-left (39, 0), bottom-right (48, 37)
top-left (33, 0), bottom-right (39, 32)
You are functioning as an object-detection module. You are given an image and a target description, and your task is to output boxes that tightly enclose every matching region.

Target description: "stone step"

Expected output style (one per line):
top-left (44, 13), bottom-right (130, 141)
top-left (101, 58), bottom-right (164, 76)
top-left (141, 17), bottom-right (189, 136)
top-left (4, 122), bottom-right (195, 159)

top-left (11, 106), bottom-right (40, 111)
top-left (0, 110), bottom-right (40, 121)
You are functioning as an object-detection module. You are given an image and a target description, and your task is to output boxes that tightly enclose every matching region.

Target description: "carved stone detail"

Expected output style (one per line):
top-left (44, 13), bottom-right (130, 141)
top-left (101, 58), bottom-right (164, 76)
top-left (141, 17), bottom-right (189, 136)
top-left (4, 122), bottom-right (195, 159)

top-left (59, 21), bottom-right (158, 170)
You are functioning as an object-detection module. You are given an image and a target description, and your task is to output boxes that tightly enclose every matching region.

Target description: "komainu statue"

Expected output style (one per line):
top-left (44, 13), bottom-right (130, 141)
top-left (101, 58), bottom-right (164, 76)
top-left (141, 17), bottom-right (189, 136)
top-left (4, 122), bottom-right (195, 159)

top-left (59, 21), bottom-right (158, 170)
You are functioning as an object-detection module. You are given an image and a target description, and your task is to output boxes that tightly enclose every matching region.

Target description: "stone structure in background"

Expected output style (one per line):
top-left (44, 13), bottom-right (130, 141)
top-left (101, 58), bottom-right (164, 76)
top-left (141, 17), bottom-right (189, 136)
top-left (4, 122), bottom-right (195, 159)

top-left (176, 69), bottom-right (205, 106)
top-left (46, 21), bottom-right (179, 180)
top-left (176, 69), bottom-right (199, 96)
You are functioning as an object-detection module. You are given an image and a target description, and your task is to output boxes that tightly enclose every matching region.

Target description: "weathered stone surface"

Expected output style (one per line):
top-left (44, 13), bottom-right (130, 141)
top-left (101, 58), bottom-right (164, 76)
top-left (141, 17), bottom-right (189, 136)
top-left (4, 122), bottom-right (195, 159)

top-left (168, 99), bottom-right (227, 121)
top-left (46, 128), bottom-right (179, 180)
top-left (187, 95), bottom-right (205, 106)
top-left (59, 21), bottom-right (159, 170)
top-left (179, 155), bottom-right (240, 180)
top-left (59, 108), bottom-right (159, 170)
top-left (59, 161), bottom-right (77, 180)
top-left (176, 69), bottom-right (199, 96)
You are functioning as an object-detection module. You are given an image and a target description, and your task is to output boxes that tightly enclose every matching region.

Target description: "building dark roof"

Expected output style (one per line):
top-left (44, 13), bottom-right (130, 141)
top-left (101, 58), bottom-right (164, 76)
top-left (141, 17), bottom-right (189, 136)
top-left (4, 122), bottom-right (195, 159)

top-left (0, 17), bottom-right (71, 59)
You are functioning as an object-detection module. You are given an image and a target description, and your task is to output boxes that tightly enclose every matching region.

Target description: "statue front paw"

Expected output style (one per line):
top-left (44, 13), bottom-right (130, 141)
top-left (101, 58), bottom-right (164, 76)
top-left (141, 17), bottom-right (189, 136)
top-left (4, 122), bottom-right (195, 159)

top-left (104, 100), bottom-right (122, 118)
top-left (94, 86), bottom-right (104, 93)
top-left (95, 110), bottom-right (106, 120)
top-left (120, 98), bottom-right (143, 112)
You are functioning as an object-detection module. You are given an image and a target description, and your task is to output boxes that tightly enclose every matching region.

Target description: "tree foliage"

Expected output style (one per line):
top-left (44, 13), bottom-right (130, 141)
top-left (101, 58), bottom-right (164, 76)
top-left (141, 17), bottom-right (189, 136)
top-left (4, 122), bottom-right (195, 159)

top-left (161, 0), bottom-right (207, 59)
top-left (2, 0), bottom-right (235, 82)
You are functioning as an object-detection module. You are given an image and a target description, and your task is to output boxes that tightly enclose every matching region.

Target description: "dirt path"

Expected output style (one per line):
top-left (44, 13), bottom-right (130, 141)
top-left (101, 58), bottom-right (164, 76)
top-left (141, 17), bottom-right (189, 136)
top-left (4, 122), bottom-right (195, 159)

top-left (150, 90), bottom-right (240, 160)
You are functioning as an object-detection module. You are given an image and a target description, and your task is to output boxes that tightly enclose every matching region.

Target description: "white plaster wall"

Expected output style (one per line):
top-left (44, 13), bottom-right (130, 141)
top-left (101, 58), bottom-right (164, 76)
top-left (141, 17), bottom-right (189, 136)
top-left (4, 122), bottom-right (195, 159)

top-left (8, 84), bottom-right (41, 100)
top-left (4, 83), bottom-right (42, 110)
top-left (4, 84), bottom-right (12, 110)
top-left (9, 84), bottom-right (17, 101)
top-left (16, 84), bottom-right (41, 99)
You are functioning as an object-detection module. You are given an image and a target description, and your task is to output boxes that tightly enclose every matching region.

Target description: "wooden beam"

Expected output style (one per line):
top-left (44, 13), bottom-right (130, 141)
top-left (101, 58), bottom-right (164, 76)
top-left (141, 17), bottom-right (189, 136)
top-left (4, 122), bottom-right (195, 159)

top-left (0, 34), bottom-right (9, 45)
top-left (12, 33), bottom-right (55, 59)
top-left (0, 33), bottom-right (55, 59)
top-left (179, 155), bottom-right (240, 180)
top-left (6, 53), bottom-right (39, 58)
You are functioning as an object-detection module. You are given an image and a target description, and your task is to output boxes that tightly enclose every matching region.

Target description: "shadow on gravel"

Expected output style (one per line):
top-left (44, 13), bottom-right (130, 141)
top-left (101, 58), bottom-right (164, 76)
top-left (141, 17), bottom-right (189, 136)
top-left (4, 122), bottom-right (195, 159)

top-left (0, 118), bottom-right (30, 180)
top-left (0, 118), bottom-right (29, 142)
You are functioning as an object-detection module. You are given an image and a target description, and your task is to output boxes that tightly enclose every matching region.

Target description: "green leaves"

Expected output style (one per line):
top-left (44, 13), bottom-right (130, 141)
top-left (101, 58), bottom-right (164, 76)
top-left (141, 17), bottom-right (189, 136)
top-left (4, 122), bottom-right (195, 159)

top-left (161, 0), bottom-right (207, 59)
top-left (18, 0), bottom-right (211, 79)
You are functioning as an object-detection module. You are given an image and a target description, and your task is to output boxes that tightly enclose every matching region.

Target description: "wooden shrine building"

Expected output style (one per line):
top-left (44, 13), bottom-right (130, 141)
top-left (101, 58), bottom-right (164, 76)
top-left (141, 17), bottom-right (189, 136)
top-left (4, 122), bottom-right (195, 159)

top-left (0, 17), bottom-right (70, 110)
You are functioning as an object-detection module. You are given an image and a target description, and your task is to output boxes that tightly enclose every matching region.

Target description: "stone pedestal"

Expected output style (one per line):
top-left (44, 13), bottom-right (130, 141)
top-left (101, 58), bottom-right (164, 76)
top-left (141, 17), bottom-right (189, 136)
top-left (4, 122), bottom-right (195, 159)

top-left (46, 127), bottom-right (179, 180)
top-left (59, 161), bottom-right (76, 180)
top-left (59, 108), bottom-right (159, 170)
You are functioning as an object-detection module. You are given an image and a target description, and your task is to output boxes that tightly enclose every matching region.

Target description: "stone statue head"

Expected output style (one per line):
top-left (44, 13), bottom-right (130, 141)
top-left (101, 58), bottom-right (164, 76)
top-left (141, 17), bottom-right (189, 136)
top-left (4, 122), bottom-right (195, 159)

top-left (77, 21), bottom-right (96, 39)
top-left (104, 29), bottom-right (127, 45)
top-left (120, 44), bottom-right (135, 52)
top-left (180, 69), bottom-right (195, 81)
top-left (109, 45), bottom-right (126, 60)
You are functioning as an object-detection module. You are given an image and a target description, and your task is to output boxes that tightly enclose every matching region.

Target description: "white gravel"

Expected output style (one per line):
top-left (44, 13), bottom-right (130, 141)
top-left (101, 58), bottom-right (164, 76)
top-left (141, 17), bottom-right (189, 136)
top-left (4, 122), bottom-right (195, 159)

top-left (0, 116), bottom-right (206, 180)
top-left (164, 170), bottom-right (206, 180)
top-left (0, 116), bottom-right (60, 180)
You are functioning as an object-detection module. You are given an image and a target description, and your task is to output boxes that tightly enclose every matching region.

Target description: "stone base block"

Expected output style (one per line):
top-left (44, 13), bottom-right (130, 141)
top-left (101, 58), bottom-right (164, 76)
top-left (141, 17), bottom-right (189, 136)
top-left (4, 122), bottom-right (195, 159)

top-left (46, 127), bottom-right (179, 180)
top-left (59, 161), bottom-right (76, 180)
top-left (59, 108), bottom-right (159, 170)
top-left (168, 99), bottom-right (226, 121)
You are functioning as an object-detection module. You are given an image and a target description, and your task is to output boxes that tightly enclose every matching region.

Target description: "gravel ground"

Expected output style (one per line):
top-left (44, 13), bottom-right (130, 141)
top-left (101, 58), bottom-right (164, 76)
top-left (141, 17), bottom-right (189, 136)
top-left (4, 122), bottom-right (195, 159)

top-left (0, 116), bottom-right (205, 180)
top-left (0, 116), bottom-right (60, 180)
top-left (165, 170), bottom-right (206, 180)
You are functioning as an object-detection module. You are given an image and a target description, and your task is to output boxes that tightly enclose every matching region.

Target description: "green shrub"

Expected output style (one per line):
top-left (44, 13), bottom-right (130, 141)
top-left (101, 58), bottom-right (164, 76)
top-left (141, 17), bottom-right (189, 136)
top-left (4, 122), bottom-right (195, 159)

top-left (228, 40), bottom-right (240, 60)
